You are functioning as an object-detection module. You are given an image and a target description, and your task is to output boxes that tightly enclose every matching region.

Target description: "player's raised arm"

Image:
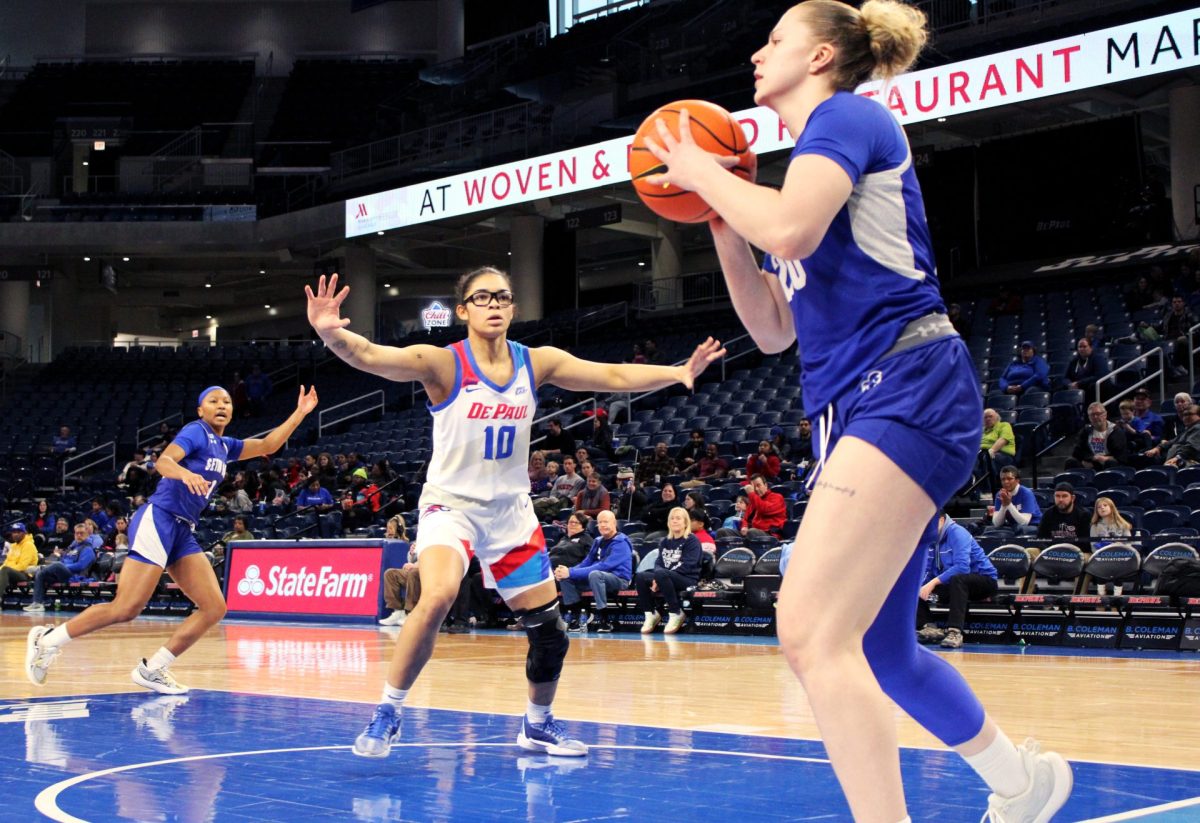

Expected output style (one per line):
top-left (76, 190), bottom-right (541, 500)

top-left (531, 337), bottom-right (725, 393)
top-left (305, 274), bottom-right (450, 384)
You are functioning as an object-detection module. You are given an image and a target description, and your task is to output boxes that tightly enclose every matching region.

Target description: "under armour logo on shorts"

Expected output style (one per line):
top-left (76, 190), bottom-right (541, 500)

top-left (860, 370), bottom-right (884, 392)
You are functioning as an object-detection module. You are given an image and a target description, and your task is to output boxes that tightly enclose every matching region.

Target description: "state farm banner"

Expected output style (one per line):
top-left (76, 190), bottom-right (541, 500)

top-left (225, 544), bottom-right (382, 617)
top-left (346, 7), bottom-right (1200, 238)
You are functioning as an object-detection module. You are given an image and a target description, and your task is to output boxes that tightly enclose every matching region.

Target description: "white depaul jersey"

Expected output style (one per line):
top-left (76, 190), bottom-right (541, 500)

top-left (423, 339), bottom-right (538, 503)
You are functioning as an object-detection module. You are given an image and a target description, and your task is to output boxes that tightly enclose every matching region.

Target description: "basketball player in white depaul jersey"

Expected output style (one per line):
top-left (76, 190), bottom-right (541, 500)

top-left (306, 269), bottom-right (723, 758)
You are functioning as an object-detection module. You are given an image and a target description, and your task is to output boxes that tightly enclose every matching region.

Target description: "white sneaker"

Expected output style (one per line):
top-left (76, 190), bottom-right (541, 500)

top-left (23, 602), bottom-right (45, 613)
top-left (640, 612), bottom-right (661, 634)
top-left (131, 659), bottom-right (189, 695)
top-left (982, 738), bottom-right (1073, 823)
top-left (25, 626), bottom-right (59, 686)
top-left (378, 610), bottom-right (406, 626)
top-left (663, 612), bottom-right (685, 634)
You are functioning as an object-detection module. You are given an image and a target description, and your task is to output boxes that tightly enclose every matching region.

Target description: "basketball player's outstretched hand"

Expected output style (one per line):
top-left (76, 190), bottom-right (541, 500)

top-left (678, 337), bottom-right (726, 390)
top-left (305, 273), bottom-right (352, 333)
top-left (643, 108), bottom-right (740, 192)
top-left (296, 385), bottom-right (319, 415)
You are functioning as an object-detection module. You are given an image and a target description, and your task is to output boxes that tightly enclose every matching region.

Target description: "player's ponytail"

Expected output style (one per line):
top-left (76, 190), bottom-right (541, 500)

top-left (798, 0), bottom-right (927, 91)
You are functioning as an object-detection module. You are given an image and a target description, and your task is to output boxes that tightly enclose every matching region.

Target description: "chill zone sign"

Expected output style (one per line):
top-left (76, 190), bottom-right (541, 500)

top-left (346, 7), bottom-right (1200, 237)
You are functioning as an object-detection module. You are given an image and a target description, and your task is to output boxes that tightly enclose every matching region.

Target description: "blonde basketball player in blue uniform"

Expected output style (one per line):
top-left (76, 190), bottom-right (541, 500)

top-left (644, 2), bottom-right (1071, 821)
top-left (306, 269), bottom-right (723, 758)
top-left (25, 385), bottom-right (318, 692)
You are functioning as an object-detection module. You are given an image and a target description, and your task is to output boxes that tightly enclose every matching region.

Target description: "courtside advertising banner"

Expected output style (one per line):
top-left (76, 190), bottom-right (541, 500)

top-left (346, 6), bottom-right (1200, 237)
top-left (225, 544), bottom-right (382, 617)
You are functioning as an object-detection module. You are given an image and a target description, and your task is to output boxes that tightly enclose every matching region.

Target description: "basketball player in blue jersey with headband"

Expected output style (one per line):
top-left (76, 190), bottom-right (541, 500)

top-left (306, 269), bottom-right (723, 759)
top-left (25, 384), bottom-right (319, 694)
top-left (644, 2), bottom-right (1071, 821)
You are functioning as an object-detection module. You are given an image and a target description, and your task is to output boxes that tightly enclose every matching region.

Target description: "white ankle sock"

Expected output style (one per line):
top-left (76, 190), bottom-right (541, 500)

top-left (526, 700), bottom-right (551, 725)
top-left (644, 611), bottom-right (656, 620)
top-left (382, 685), bottom-right (408, 707)
top-left (146, 646), bottom-right (176, 671)
top-left (964, 730), bottom-right (1030, 798)
top-left (42, 625), bottom-right (73, 650)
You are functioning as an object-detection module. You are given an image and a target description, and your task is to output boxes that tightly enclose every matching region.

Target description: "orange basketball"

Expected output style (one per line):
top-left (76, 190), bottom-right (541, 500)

top-left (629, 99), bottom-right (752, 224)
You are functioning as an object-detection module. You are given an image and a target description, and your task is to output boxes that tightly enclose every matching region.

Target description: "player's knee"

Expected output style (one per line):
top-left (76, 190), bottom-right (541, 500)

top-left (776, 601), bottom-right (848, 674)
top-left (518, 600), bottom-right (569, 684)
top-left (203, 598), bottom-right (228, 622)
top-left (110, 600), bottom-right (143, 623)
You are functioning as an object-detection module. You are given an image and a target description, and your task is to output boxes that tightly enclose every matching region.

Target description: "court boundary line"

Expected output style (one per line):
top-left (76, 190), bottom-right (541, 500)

top-left (33, 741), bottom-right (830, 823)
top-left (1077, 796), bottom-right (1200, 821)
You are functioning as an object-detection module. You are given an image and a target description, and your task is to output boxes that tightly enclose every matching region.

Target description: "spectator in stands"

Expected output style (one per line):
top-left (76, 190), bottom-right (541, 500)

top-left (1037, 483), bottom-right (1091, 547)
top-left (612, 467), bottom-right (648, 521)
top-left (245, 365), bottom-right (273, 416)
top-left (1164, 392), bottom-right (1195, 440)
top-left (220, 516), bottom-right (255, 551)
top-left (84, 499), bottom-right (110, 534)
top-left (636, 441), bottom-right (677, 485)
top-left (380, 530), bottom-right (419, 628)
top-left (0, 523), bottom-right (39, 593)
top-left (792, 417), bottom-right (814, 468)
top-left (1082, 323), bottom-right (1104, 349)
top-left (573, 446), bottom-right (591, 472)
top-left (1162, 404), bottom-right (1200, 467)
top-left (1126, 275), bottom-right (1159, 312)
top-left (104, 516), bottom-right (129, 550)
top-left (555, 510), bottom-right (632, 633)
top-left (342, 452), bottom-right (365, 485)
top-left (1116, 399), bottom-right (1153, 452)
top-left (118, 449), bottom-right (153, 496)
top-left (578, 460), bottom-right (596, 481)
top-left (680, 443), bottom-right (730, 486)
top-left (689, 508), bottom-right (716, 555)
top-left (544, 460), bottom-right (560, 489)
top-left (980, 408), bottom-right (1017, 474)
top-left (548, 512), bottom-right (593, 570)
top-left (1091, 498), bottom-right (1133, 539)
top-left (313, 452), bottom-right (336, 488)
top-left (682, 491), bottom-right (707, 518)
top-left (42, 519), bottom-right (72, 560)
top-left (722, 494), bottom-right (748, 532)
top-left (642, 339), bottom-right (664, 365)
top-left (296, 477), bottom-right (336, 512)
top-left (589, 412), bottom-right (620, 460)
top-left (527, 450), bottom-right (551, 495)
top-left (642, 482), bottom-right (678, 538)
top-left (284, 457), bottom-right (302, 488)
top-left (1131, 388), bottom-right (1165, 440)
top-left (1161, 295), bottom-right (1197, 378)
top-left (51, 425), bottom-right (77, 457)
top-left (541, 417), bottom-right (577, 458)
top-left (769, 426), bottom-right (792, 462)
top-left (572, 474), bottom-right (611, 519)
top-left (635, 507), bottom-right (701, 635)
top-left (916, 515), bottom-right (998, 650)
top-left (997, 341), bottom-right (1050, 396)
top-left (29, 500), bottom-right (57, 536)
top-left (747, 440), bottom-right (783, 482)
top-left (739, 474), bottom-right (787, 539)
top-left (1065, 402), bottom-right (1128, 469)
top-left (947, 302), bottom-right (970, 337)
top-left (987, 285), bottom-right (1021, 317)
top-left (986, 466), bottom-right (1041, 536)
top-left (1062, 338), bottom-right (1109, 393)
top-left (675, 429), bottom-right (707, 472)
top-left (81, 519), bottom-right (103, 551)
top-left (218, 482), bottom-right (253, 514)
top-left (23, 523), bottom-right (96, 612)
top-left (534, 456), bottom-right (586, 521)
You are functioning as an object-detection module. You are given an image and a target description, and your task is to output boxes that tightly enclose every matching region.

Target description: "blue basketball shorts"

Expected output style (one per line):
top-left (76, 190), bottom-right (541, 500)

top-left (127, 503), bottom-right (205, 569)
top-left (820, 335), bottom-right (981, 510)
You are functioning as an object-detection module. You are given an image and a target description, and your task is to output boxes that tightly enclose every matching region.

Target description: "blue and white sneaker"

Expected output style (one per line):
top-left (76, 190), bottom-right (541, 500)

top-left (353, 703), bottom-right (401, 758)
top-left (517, 714), bottom-right (588, 757)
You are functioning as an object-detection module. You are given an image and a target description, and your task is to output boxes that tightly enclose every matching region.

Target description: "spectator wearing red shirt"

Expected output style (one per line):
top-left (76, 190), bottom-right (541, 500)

top-left (742, 475), bottom-right (787, 538)
top-left (746, 441), bottom-right (782, 482)
top-left (681, 444), bottom-right (730, 487)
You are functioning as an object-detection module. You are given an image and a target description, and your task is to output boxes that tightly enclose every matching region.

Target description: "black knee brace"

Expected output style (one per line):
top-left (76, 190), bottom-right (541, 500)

top-left (516, 599), bottom-right (569, 684)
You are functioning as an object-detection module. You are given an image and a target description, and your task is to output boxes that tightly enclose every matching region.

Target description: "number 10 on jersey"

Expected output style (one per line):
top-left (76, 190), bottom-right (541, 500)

top-left (484, 425), bottom-right (516, 460)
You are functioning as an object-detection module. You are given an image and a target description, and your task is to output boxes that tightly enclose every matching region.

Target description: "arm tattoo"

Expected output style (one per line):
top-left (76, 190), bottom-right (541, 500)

top-left (815, 480), bottom-right (856, 498)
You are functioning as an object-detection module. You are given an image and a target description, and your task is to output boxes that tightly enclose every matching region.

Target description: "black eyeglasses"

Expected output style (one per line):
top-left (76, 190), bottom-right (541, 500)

top-left (462, 289), bottom-right (514, 307)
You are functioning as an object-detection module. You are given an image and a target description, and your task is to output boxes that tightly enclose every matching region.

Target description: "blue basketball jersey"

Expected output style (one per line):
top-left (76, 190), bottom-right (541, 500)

top-left (762, 91), bottom-right (945, 412)
top-left (148, 419), bottom-right (244, 524)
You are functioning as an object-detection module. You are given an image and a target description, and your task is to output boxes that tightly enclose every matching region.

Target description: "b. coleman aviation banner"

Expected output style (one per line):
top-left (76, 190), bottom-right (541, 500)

top-left (346, 7), bottom-right (1200, 238)
top-left (225, 545), bottom-right (382, 616)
